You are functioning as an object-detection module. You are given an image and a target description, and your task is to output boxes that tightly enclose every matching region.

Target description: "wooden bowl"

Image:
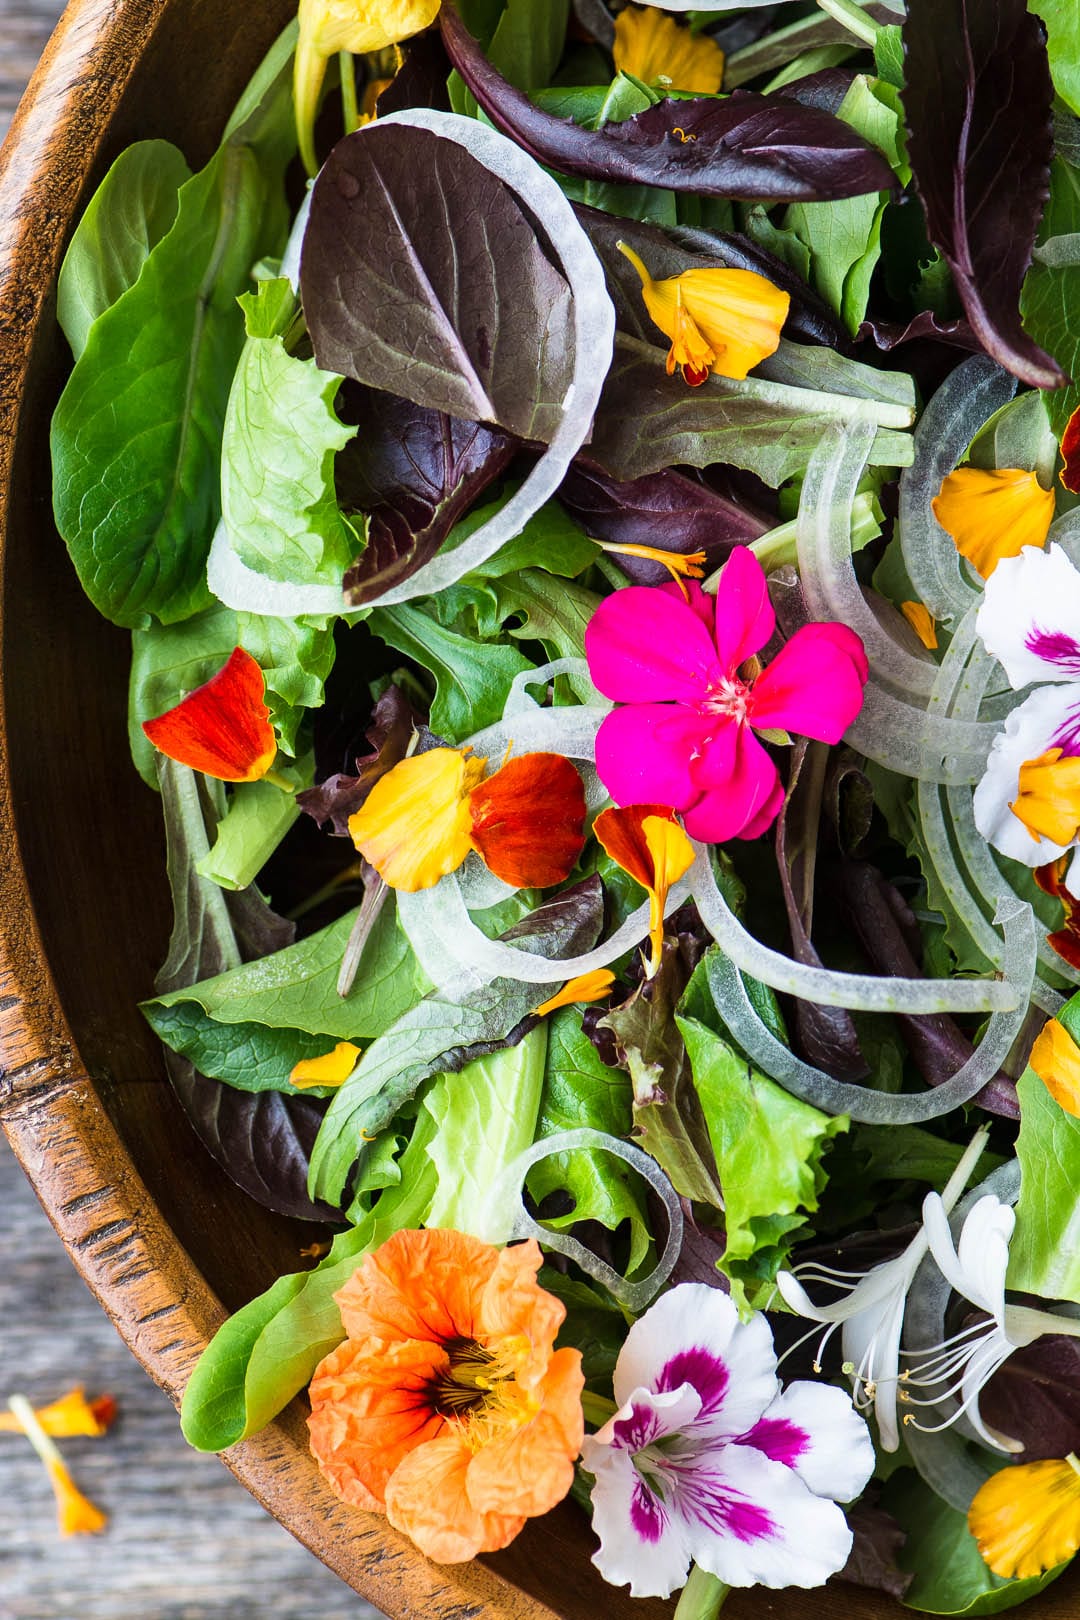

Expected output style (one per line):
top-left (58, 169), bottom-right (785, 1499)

top-left (2, 5), bottom-right (1079, 1618)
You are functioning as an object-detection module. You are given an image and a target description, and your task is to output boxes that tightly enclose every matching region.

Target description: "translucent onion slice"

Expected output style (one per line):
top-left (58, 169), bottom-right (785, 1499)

top-left (898, 355), bottom-right (1017, 627)
top-left (691, 849), bottom-right (1023, 1014)
top-left (208, 110), bottom-right (616, 618)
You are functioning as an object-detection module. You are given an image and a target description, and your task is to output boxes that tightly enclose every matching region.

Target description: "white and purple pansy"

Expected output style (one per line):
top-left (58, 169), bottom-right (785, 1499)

top-left (580, 1284), bottom-right (874, 1600)
top-left (975, 543), bottom-right (1080, 887)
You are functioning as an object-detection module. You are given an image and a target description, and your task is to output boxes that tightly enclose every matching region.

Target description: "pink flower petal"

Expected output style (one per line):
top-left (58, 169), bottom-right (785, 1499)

top-left (661, 578), bottom-right (716, 637)
top-left (746, 623), bottom-right (867, 743)
top-left (594, 703), bottom-right (709, 809)
top-left (712, 546), bottom-right (774, 673)
top-left (682, 725), bottom-right (782, 842)
top-left (585, 588), bottom-right (717, 704)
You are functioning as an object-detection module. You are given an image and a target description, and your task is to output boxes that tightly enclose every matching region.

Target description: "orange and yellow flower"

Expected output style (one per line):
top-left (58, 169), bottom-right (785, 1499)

top-left (307, 1228), bottom-right (584, 1562)
top-left (613, 6), bottom-right (725, 95)
top-left (1061, 404), bottom-right (1080, 494)
top-left (0, 1389), bottom-right (115, 1439)
top-left (1034, 856), bottom-right (1080, 971)
top-left (1029, 1015), bottom-right (1080, 1118)
top-left (142, 646), bottom-right (277, 783)
top-left (7, 1394), bottom-right (108, 1537)
top-left (901, 600), bottom-right (938, 650)
top-left (289, 1041), bottom-right (362, 1090)
top-left (932, 467), bottom-right (1055, 579)
top-left (617, 243), bottom-right (789, 386)
top-left (969, 1455), bottom-right (1080, 1579)
top-left (593, 804), bottom-right (694, 976)
top-left (348, 747), bottom-right (587, 893)
top-left (1010, 748), bottom-right (1080, 845)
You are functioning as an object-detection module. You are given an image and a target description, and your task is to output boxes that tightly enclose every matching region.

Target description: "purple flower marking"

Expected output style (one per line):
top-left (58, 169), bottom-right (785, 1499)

top-left (655, 1347), bottom-right (729, 1415)
top-left (630, 1477), bottom-right (668, 1544)
top-left (675, 1466), bottom-right (776, 1543)
top-left (738, 1415), bottom-right (810, 1470)
top-left (1026, 627), bottom-right (1080, 678)
top-left (612, 1401), bottom-right (664, 1452)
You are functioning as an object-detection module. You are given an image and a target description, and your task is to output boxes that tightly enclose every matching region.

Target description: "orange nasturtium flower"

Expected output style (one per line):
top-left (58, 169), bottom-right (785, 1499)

top-left (307, 1228), bottom-right (584, 1562)
top-left (1029, 1015), bottom-right (1080, 1118)
top-left (593, 804), bottom-right (695, 976)
top-left (295, 0), bottom-right (440, 173)
top-left (1034, 855), bottom-right (1080, 971)
top-left (969, 1455), bottom-right (1080, 1579)
top-left (1010, 748), bottom-right (1080, 846)
top-left (8, 1395), bottom-right (107, 1537)
top-left (613, 5), bottom-right (726, 95)
top-left (142, 646), bottom-right (277, 783)
top-left (289, 1040), bottom-right (362, 1090)
top-left (617, 242), bottom-right (789, 386)
top-left (932, 467), bottom-right (1055, 579)
top-left (900, 600), bottom-right (938, 650)
top-left (0, 1389), bottom-right (115, 1439)
top-left (349, 747), bottom-right (587, 893)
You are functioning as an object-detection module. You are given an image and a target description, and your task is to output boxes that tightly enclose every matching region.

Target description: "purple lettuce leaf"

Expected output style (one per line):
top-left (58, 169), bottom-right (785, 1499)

top-left (373, 30), bottom-right (453, 116)
top-left (300, 124), bottom-right (575, 440)
top-left (902, 0), bottom-right (1065, 388)
top-left (858, 309), bottom-right (980, 354)
top-left (980, 1330), bottom-right (1080, 1462)
top-left (297, 682), bottom-right (421, 837)
top-left (441, 5), bottom-right (896, 204)
top-left (837, 1495), bottom-right (913, 1601)
top-left (335, 383), bottom-right (516, 604)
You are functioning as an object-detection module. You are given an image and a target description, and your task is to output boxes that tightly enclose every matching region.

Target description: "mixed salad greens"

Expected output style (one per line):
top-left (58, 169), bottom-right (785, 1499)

top-left (47, 0), bottom-right (1080, 1611)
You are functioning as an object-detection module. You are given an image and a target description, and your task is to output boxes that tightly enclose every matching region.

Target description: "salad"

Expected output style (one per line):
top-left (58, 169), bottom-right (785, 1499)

top-left (47, 0), bottom-right (1080, 1612)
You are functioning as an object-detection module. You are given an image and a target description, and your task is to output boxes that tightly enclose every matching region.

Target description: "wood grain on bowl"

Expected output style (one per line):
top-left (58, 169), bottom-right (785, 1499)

top-left (0, 5), bottom-right (1078, 1620)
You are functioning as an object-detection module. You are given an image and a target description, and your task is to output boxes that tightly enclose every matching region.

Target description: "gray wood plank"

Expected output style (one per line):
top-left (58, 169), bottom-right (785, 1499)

top-left (0, 0), bottom-right (62, 137)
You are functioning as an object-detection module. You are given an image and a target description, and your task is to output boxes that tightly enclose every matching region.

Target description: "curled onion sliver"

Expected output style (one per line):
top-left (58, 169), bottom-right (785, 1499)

top-left (208, 110), bottom-right (616, 618)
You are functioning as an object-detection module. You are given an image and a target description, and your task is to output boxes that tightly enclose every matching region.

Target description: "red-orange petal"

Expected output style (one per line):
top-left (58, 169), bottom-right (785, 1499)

top-left (1062, 404), bottom-right (1080, 495)
top-left (142, 646), bottom-right (277, 782)
top-left (1035, 857), bottom-right (1080, 970)
top-left (592, 803), bottom-right (676, 891)
top-left (467, 753), bottom-right (586, 888)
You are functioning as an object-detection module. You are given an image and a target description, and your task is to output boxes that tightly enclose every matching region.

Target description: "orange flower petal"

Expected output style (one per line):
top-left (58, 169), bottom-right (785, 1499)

top-left (1034, 858), bottom-right (1080, 970)
top-left (1029, 1016), bottom-right (1080, 1118)
top-left (308, 1336), bottom-right (448, 1511)
top-left (385, 1430), bottom-right (526, 1562)
top-left (289, 1041), bottom-right (361, 1090)
top-left (465, 1346), bottom-right (584, 1520)
top-left (617, 243), bottom-right (788, 384)
top-left (1061, 404), bottom-right (1080, 495)
top-left (467, 753), bottom-right (586, 889)
top-left (612, 5), bottom-right (726, 94)
top-left (478, 1240), bottom-right (565, 1389)
top-left (0, 1389), bottom-right (114, 1439)
top-left (349, 748), bottom-right (485, 891)
top-left (535, 969), bottom-right (616, 1018)
top-left (1010, 748), bottom-right (1080, 845)
top-left (901, 600), bottom-right (938, 650)
top-left (593, 802), bottom-right (676, 891)
top-left (969, 1457), bottom-right (1080, 1579)
top-left (932, 467), bottom-right (1055, 579)
top-left (334, 1227), bottom-right (498, 1347)
top-left (141, 646), bottom-right (277, 783)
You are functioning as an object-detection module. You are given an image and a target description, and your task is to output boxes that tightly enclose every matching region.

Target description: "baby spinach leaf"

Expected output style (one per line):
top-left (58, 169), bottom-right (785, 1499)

top-left (1031, 0), bottom-right (1080, 119)
top-left (221, 280), bottom-right (357, 587)
top-left (51, 26), bottom-right (298, 628)
top-left (441, 6), bottom-right (896, 203)
top-left (301, 124), bottom-right (575, 442)
top-left (146, 999), bottom-right (343, 1096)
top-left (903, 0), bottom-right (1064, 389)
top-left (1009, 1065), bottom-right (1080, 1304)
top-left (57, 140), bottom-right (191, 361)
top-left (368, 600), bottom-right (534, 741)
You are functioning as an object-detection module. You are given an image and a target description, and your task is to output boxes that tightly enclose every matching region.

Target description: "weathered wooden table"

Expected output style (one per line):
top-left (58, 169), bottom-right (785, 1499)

top-left (0, 7), bottom-right (381, 1616)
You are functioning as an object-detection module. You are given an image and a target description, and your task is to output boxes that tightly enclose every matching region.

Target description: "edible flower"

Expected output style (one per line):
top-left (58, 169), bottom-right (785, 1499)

top-left (289, 1040), bottom-right (361, 1090)
top-left (581, 1284), bottom-right (874, 1598)
top-left (307, 1228), bottom-right (583, 1562)
top-left (0, 1389), bottom-right (115, 1438)
top-left (974, 544), bottom-right (1080, 885)
top-left (617, 243), bottom-right (789, 385)
top-left (8, 1395), bottom-right (107, 1536)
top-left (969, 1455), bottom-right (1080, 1579)
top-left (348, 746), bottom-right (586, 892)
top-left (295, 0), bottom-right (440, 174)
top-left (535, 970), bottom-right (617, 1018)
top-left (932, 467), bottom-right (1054, 579)
top-left (584, 553), bottom-right (867, 844)
top-left (901, 600), bottom-right (938, 650)
top-left (142, 647), bottom-right (277, 783)
top-left (593, 804), bottom-right (694, 976)
top-left (612, 6), bottom-right (726, 95)
top-left (1060, 402), bottom-right (1080, 494)
top-left (1028, 1015), bottom-right (1080, 1118)
top-left (1034, 856), bottom-right (1080, 970)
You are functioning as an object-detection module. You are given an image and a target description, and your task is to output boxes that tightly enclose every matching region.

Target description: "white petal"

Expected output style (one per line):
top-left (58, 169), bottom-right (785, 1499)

top-left (588, 1384), bottom-right (703, 1455)
top-left (976, 543), bottom-right (1080, 689)
top-left (958, 1333), bottom-right (1022, 1453)
top-left (584, 1446), bottom-right (693, 1600)
top-left (676, 1443), bottom-right (854, 1590)
top-left (613, 1284), bottom-right (777, 1440)
top-left (738, 1381), bottom-right (875, 1503)
top-left (842, 1286), bottom-right (906, 1452)
top-left (922, 1192), bottom-right (1012, 1325)
top-left (972, 684), bottom-right (1080, 867)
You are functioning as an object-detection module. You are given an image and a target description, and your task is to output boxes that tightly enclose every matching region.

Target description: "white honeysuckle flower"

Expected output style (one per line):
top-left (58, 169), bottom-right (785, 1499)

top-left (581, 1284), bottom-right (874, 1600)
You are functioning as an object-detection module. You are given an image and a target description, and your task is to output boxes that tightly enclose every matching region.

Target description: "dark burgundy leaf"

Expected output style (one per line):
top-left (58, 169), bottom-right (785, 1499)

top-left (373, 30), bottom-right (453, 116)
top-left (557, 458), bottom-right (769, 585)
top-left (297, 683), bottom-right (421, 836)
top-left (840, 861), bottom-right (1018, 1119)
top-left (902, 0), bottom-right (1065, 388)
top-left (981, 1331), bottom-right (1080, 1462)
top-left (837, 1497), bottom-right (913, 1600)
top-left (336, 384), bottom-right (516, 603)
top-left (670, 1209), bottom-right (729, 1291)
top-left (1034, 857), bottom-right (1080, 970)
top-left (441, 5), bottom-right (897, 203)
top-left (858, 310), bottom-right (980, 353)
top-left (778, 67), bottom-right (855, 116)
top-left (776, 740), bottom-right (868, 1082)
top-left (301, 124), bottom-right (575, 439)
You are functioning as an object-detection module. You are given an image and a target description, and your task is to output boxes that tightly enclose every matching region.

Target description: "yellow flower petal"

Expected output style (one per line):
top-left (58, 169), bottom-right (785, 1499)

top-left (642, 813), bottom-right (695, 975)
top-left (613, 6), bottom-right (725, 95)
top-left (932, 467), bottom-right (1055, 579)
top-left (901, 600), bottom-right (938, 650)
top-left (7, 1395), bottom-right (107, 1538)
top-left (535, 970), bottom-right (617, 1018)
top-left (1010, 747), bottom-right (1080, 845)
top-left (1029, 1016), bottom-right (1080, 1118)
top-left (969, 1456), bottom-right (1080, 1580)
top-left (617, 243), bottom-right (789, 383)
top-left (290, 1041), bottom-right (362, 1090)
top-left (0, 1389), bottom-right (114, 1439)
top-left (349, 747), bottom-right (486, 891)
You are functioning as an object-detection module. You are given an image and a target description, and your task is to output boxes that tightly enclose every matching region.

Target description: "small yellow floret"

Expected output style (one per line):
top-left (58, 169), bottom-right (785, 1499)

top-left (642, 814), bottom-right (695, 975)
top-left (932, 467), bottom-right (1055, 579)
top-left (613, 6), bottom-right (725, 95)
top-left (1010, 747), bottom-right (1080, 845)
top-left (290, 1041), bottom-right (362, 1090)
top-left (969, 1456), bottom-right (1080, 1580)
top-left (900, 601), bottom-right (938, 650)
top-left (1029, 1016), bottom-right (1080, 1119)
top-left (7, 1395), bottom-right (107, 1538)
top-left (535, 970), bottom-right (617, 1018)
top-left (349, 747), bottom-right (486, 892)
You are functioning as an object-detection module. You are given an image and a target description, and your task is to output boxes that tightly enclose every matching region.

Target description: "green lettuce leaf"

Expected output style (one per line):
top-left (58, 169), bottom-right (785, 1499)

top-left (1020, 154), bottom-right (1080, 435)
top-left (233, 610), bottom-right (337, 758)
top-left (368, 600), bottom-right (534, 740)
top-left (194, 755), bottom-right (311, 892)
top-left (1008, 1062), bottom-right (1080, 1304)
top-left (1030, 0), bottom-right (1080, 119)
top-left (144, 998), bottom-right (347, 1096)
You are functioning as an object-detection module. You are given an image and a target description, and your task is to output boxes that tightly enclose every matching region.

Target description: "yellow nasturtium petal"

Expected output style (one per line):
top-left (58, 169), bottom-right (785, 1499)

top-left (349, 747), bottom-right (486, 892)
top-left (7, 1395), bottom-right (107, 1538)
top-left (932, 467), bottom-right (1055, 579)
top-left (901, 600), bottom-right (938, 650)
top-left (642, 813), bottom-right (695, 975)
top-left (969, 1456), bottom-right (1080, 1580)
top-left (1029, 1016), bottom-right (1080, 1118)
top-left (535, 970), bottom-right (617, 1019)
top-left (1010, 748), bottom-right (1080, 846)
top-left (290, 1041), bottom-right (362, 1090)
top-left (613, 6), bottom-right (725, 95)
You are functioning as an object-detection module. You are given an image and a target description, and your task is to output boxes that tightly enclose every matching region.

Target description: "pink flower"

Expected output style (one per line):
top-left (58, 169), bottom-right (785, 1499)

top-left (584, 548), bottom-right (868, 843)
